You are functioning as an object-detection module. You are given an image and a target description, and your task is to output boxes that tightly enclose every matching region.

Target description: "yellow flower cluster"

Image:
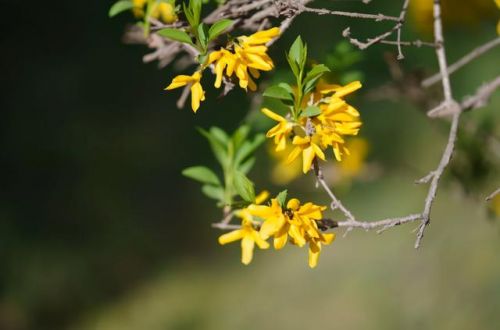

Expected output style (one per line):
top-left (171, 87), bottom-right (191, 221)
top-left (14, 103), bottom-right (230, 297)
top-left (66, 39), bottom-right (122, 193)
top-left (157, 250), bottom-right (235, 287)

top-left (218, 193), bottom-right (335, 268)
top-left (165, 28), bottom-right (280, 112)
top-left (263, 80), bottom-right (362, 173)
top-left (207, 27), bottom-right (279, 91)
top-left (133, 0), bottom-right (178, 24)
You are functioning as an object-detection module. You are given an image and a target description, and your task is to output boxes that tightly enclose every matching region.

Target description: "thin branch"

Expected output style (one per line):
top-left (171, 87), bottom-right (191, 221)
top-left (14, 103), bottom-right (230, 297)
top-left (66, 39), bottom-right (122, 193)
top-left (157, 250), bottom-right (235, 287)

top-left (371, 39), bottom-right (436, 48)
top-left (341, 0), bottom-right (410, 52)
top-left (460, 75), bottom-right (500, 112)
top-left (313, 163), bottom-right (355, 222)
top-left (422, 37), bottom-right (500, 87)
top-left (300, 6), bottom-right (400, 22)
top-left (486, 188), bottom-right (500, 201)
top-left (415, 111), bottom-right (461, 248)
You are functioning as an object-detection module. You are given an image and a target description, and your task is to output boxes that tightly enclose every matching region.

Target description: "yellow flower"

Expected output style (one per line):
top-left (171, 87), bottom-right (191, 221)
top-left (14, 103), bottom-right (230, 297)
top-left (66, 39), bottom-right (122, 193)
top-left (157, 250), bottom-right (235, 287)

top-left (286, 198), bottom-right (334, 268)
top-left (261, 108), bottom-right (294, 151)
top-left (206, 27), bottom-right (279, 92)
top-left (165, 71), bottom-right (205, 112)
top-left (308, 232), bottom-right (335, 268)
top-left (238, 27), bottom-right (281, 46)
top-left (218, 217), bottom-right (270, 265)
top-left (314, 81), bottom-right (363, 161)
top-left (287, 135), bottom-right (326, 173)
top-left (234, 194), bottom-right (335, 268)
top-left (249, 198), bottom-right (288, 249)
top-left (133, 0), bottom-right (178, 24)
top-left (207, 49), bottom-right (237, 88)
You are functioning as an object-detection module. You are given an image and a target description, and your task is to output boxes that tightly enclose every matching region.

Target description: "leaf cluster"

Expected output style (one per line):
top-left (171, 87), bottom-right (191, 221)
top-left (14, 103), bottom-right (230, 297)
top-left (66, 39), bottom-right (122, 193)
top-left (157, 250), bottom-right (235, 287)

top-left (263, 36), bottom-right (330, 120)
top-left (182, 126), bottom-right (265, 206)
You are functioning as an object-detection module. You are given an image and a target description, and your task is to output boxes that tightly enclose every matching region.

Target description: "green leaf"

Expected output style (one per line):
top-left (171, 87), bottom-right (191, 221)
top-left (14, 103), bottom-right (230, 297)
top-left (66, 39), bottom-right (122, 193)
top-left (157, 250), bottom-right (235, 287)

top-left (305, 64), bottom-right (330, 83)
top-left (198, 128), bottom-right (228, 168)
top-left (191, 0), bottom-right (202, 27)
top-left (300, 105), bottom-right (321, 118)
top-left (238, 157), bottom-right (255, 174)
top-left (183, 2), bottom-right (195, 27)
top-left (288, 36), bottom-right (304, 66)
top-left (304, 64), bottom-right (330, 94)
top-left (276, 190), bottom-right (288, 208)
top-left (286, 53), bottom-right (299, 77)
top-left (109, 0), bottom-right (134, 18)
top-left (340, 71), bottom-right (364, 85)
top-left (201, 184), bottom-right (225, 201)
top-left (157, 28), bottom-right (193, 44)
top-left (209, 127), bottom-right (229, 145)
top-left (231, 125), bottom-right (250, 149)
top-left (233, 171), bottom-right (255, 202)
top-left (278, 82), bottom-right (294, 95)
top-left (263, 85), bottom-right (294, 101)
top-left (197, 23), bottom-right (209, 50)
top-left (182, 166), bottom-right (221, 186)
top-left (234, 134), bottom-right (265, 166)
top-left (208, 19), bottom-right (233, 41)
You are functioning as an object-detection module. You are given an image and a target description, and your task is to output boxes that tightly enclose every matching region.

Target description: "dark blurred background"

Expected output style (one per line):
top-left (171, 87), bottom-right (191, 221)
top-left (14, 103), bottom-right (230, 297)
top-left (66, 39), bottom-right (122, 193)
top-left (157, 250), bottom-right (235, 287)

top-left (1, 1), bottom-right (499, 329)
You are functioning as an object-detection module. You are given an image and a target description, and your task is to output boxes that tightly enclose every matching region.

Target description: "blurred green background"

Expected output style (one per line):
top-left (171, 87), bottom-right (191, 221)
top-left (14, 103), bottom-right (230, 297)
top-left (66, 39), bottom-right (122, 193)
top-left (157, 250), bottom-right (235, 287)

top-left (1, 1), bottom-right (499, 329)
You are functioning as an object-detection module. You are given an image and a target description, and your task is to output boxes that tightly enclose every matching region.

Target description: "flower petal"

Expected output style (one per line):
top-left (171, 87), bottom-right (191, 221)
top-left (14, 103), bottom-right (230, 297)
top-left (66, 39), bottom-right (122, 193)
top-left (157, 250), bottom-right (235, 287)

top-left (241, 236), bottom-right (255, 265)
top-left (218, 229), bottom-right (244, 245)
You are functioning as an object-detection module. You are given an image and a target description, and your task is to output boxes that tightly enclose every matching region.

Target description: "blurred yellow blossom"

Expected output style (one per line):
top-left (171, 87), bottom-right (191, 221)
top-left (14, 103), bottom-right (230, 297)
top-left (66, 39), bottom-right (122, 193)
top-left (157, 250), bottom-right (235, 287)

top-left (488, 194), bottom-right (500, 217)
top-left (338, 137), bottom-right (369, 179)
top-left (268, 142), bottom-right (302, 185)
top-left (496, 0), bottom-right (500, 34)
top-left (165, 71), bottom-right (205, 113)
top-left (409, 0), bottom-right (497, 35)
top-left (133, 0), bottom-right (178, 24)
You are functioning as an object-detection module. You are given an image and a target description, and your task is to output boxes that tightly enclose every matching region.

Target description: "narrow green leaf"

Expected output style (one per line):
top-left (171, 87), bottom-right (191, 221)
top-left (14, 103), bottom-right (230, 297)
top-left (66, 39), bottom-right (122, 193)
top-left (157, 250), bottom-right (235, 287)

top-left (288, 36), bottom-right (304, 66)
top-left (208, 19), bottom-right (233, 41)
top-left (157, 28), bottom-right (193, 44)
top-left (303, 64), bottom-right (330, 94)
top-left (198, 128), bottom-right (228, 167)
top-left (278, 82), bottom-right (294, 95)
top-left (232, 125), bottom-right (250, 149)
top-left (305, 64), bottom-right (330, 83)
top-left (286, 53), bottom-right (299, 77)
top-left (201, 185), bottom-right (225, 201)
top-left (233, 171), bottom-right (255, 202)
top-left (300, 105), bottom-right (322, 118)
top-left (191, 0), bottom-right (202, 27)
top-left (238, 157), bottom-right (255, 175)
top-left (183, 2), bottom-right (195, 27)
top-left (182, 166), bottom-right (221, 186)
top-left (276, 190), bottom-right (288, 208)
top-left (263, 85), bottom-right (294, 101)
top-left (197, 23), bottom-right (209, 49)
top-left (109, 0), bottom-right (134, 18)
top-left (234, 134), bottom-right (265, 166)
top-left (209, 127), bottom-right (229, 145)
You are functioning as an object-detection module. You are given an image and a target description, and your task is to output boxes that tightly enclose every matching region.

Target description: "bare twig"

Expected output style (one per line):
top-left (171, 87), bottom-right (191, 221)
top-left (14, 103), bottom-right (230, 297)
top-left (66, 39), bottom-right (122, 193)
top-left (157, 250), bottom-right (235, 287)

top-left (422, 37), bottom-right (500, 87)
top-left (341, 0), bottom-right (410, 53)
top-left (460, 75), bottom-right (500, 111)
top-left (486, 188), bottom-right (500, 201)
